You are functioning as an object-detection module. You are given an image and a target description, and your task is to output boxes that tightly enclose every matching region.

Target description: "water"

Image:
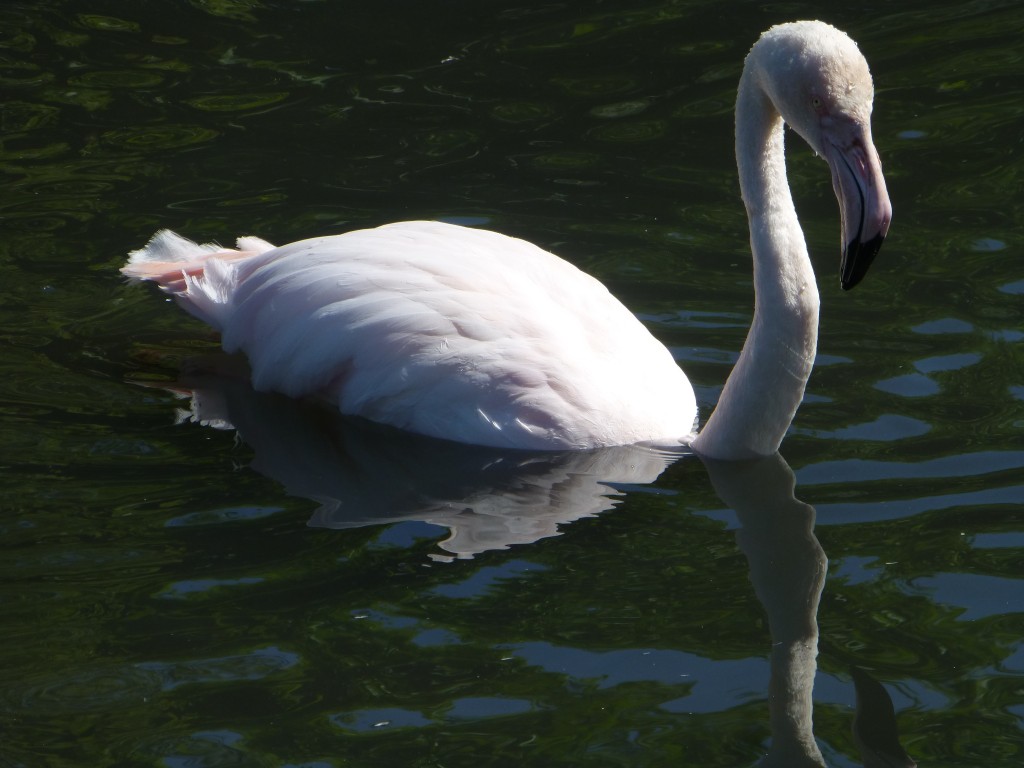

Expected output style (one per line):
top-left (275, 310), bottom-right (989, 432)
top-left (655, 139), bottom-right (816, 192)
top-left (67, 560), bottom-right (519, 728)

top-left (2, 0), bottom-right (1022, 765)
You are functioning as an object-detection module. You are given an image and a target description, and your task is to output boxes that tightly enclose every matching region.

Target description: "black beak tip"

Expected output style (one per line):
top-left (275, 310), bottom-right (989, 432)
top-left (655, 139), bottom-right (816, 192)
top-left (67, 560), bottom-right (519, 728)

top-left (840, 233), bottom-right (886, 291)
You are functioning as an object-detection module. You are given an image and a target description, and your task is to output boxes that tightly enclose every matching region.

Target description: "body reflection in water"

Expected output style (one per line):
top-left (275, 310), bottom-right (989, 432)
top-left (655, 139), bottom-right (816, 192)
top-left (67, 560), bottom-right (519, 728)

top-left (170, 366), bottom-right (678, 561)
top-left (157, 367), bottom-right (914, 766)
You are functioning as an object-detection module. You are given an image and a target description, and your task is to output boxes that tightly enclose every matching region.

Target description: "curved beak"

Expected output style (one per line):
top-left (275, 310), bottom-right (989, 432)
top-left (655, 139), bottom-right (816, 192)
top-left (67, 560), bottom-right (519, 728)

top-left (824, 126), bottom-right (892, 290)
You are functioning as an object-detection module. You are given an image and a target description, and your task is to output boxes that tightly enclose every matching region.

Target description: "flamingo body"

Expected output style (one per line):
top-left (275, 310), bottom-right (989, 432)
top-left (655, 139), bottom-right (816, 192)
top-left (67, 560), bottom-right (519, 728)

top-left (123, 21), bottom-right (891, 459)
top-left (124, 221), bottom-right (697, 450)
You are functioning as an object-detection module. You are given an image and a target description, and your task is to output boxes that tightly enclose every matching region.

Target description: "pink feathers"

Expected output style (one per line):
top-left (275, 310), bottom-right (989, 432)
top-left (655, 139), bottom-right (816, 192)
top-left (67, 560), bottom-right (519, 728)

top-left (123, 230), bottom-right (276, 331)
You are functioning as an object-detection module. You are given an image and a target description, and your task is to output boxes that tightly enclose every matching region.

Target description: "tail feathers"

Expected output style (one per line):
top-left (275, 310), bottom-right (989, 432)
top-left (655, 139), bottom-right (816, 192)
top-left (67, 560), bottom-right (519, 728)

top-left (122, 229), bottom-right (275, 331)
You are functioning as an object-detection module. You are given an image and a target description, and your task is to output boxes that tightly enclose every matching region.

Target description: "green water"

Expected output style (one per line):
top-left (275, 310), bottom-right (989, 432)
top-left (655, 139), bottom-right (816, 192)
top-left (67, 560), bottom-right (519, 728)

top-left (2, 1), bottom-right (1022, 766)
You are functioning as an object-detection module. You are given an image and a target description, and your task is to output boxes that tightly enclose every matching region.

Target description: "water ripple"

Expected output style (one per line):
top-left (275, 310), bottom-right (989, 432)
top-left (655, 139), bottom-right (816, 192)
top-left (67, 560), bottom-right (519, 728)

top-left (137, 646), bottom-right (301, 692)
top-left (799, 450), bottom-right (1024, 485)
top-left (102, 124), bottom-right (219, 151)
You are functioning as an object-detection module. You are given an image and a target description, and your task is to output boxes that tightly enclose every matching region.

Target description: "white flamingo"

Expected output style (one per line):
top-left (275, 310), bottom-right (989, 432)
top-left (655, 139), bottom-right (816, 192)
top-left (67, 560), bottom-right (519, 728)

top-left (123, 20), bottom-right (891, 460)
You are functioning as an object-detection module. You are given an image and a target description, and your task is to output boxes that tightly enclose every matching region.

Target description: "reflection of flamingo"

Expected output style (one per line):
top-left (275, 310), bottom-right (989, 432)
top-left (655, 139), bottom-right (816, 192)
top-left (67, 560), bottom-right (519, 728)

top-left (123, 21), bottom-right (889, 459)
top-left (705, 453), bottom-right (828, 766)
top-left (704, 455), bottom-right (915, 767)
top-left (851, 666), bottom-right (917, 768)
top-left (158, 368), bottom-right (915, 761)
top-left (168, 369), bottom-right (678, 560)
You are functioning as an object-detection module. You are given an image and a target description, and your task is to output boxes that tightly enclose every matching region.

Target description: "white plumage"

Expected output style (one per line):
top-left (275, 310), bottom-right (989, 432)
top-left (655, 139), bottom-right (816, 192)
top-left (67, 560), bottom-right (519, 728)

top-left (125, 222), bottom-right (697, 451)
top-left (123, 21), bottom-right (890, 459)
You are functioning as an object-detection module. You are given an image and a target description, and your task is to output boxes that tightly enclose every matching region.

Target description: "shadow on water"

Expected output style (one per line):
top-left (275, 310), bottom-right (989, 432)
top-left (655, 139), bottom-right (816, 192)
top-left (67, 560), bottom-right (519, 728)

top-left (148, 364), bottom-right (917, 766)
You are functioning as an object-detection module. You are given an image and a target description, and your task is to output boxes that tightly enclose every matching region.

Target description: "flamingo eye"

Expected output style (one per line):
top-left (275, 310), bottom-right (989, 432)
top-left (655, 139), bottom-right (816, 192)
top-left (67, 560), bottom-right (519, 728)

top-left (811, 96), bottom-right (823, 109)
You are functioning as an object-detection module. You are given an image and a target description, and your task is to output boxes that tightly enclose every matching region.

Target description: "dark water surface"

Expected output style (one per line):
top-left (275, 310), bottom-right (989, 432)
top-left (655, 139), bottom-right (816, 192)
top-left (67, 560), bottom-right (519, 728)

top-left (2, 1), bottom-right (1022, 766)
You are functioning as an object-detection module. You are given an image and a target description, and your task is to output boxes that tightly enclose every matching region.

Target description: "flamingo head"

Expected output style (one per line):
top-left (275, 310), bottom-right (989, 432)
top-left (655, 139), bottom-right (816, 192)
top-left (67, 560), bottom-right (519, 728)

top-left (754, 21), bottom-right (893, 290)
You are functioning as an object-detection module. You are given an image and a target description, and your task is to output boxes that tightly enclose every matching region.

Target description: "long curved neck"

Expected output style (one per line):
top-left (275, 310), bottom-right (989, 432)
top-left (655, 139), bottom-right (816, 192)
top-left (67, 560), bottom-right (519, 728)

top-left (691, 67), bottom-right (820, 460)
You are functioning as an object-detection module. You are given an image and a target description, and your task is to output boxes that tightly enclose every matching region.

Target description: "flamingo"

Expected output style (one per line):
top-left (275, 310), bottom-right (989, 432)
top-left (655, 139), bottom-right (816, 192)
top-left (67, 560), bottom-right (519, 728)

top-left (122, 20), bottom-right (891, 460)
